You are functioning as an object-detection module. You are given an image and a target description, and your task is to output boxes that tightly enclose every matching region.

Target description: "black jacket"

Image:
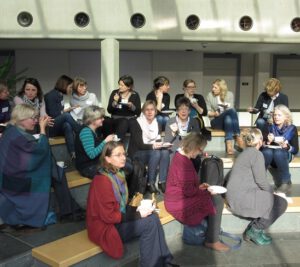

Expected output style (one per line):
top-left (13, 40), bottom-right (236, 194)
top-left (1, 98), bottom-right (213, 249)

top-left (44, 89), bottom-right (64, 118)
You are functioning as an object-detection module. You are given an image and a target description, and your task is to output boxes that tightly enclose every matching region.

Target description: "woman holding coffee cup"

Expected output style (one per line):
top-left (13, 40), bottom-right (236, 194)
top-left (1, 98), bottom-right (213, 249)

top-left (86, 141), bottom-right (177, 267)
top-left (261, 105), bottom-right (298, 194)
top-left (107, 75), bottom-right (141, 141)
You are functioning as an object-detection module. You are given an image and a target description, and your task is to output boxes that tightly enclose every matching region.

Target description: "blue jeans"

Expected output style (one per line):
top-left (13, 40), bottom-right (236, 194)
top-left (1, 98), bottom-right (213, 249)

top-left (49, 113), bottom-right (79, 154)
top-left (261, 148), bottom-right (292, 184)
top-left (133, 149), bottom-right (170, 184)
top-left (115, 213), bottom-right (173, 267)
top-left (256, 118), bottom-right (268, 134)
top-left (156, 115), bottom-right (169, 132)
top-left (211, 108), bottom-right (240, 140)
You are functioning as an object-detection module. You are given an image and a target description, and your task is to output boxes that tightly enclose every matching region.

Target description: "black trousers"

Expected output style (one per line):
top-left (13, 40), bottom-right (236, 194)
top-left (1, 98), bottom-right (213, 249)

top-left (205, 194), bottom-right (224, 243)
top-left (115, 214), bottom-right (173, 267)
top-left (251, 194), bottom-right (287, 230)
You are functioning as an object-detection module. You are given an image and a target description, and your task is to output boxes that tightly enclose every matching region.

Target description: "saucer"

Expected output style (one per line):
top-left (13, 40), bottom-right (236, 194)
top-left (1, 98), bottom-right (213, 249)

top-left (207, 185), bottom-right (227, 194)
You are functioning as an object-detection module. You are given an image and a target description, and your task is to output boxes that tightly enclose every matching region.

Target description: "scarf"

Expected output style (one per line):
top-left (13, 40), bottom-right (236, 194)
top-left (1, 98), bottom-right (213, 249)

top-left (22, 95), bottom-right (41, 111)
top-left (100, 169), bottom-right (128, 213)
top-left (269, 124), bottom-right (295, 143)
top-left (137, 113), bottom-right (159, 144)
top-left (176, 116), bottom-right (190, 135)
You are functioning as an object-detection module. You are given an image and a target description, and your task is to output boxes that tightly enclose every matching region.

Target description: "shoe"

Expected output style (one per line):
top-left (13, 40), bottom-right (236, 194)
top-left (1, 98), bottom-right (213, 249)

top-left (13, 225), bottom-right (46, 233)
top-left (244, 226), bottom-right (271, 245)
top-left (262, 232), bottom-right (272, 242)
top-left (204, 241), bottom-right (230, 252)
top-left (225, 140), bottom-right (234, 155)
top-left (234, 135), bottom-right (245, 152)
top-left (158, 182), bottom-right (166, 193)
top-left (276, 183), bottom-right (292, 195)
top-left (147, 183), bottom-right (160, 194)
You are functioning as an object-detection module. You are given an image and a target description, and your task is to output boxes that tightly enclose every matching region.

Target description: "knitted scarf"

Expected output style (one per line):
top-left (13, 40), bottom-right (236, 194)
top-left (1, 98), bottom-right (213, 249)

top-left (100, 169), bottom-right (128, 213)
top-left (22, 95), bottom-right (41, 111)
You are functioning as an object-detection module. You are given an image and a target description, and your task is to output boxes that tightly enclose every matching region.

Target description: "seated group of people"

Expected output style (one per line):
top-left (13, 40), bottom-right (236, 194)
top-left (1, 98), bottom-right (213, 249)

top-left (0, 75), bottom-right (298, 266)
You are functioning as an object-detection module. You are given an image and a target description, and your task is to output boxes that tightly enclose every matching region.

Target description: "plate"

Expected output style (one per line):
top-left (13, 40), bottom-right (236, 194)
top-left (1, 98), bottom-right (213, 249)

top-left (207, 185), bottom-right (227, 194)
top-left (119, 102), bottom-right (129, 105)
top-left (264, 145), bottom-right (282, 149)
top-left (160, 110), bottom-right (174, 114)
top-left (162, 142), bottom-right (173, 147)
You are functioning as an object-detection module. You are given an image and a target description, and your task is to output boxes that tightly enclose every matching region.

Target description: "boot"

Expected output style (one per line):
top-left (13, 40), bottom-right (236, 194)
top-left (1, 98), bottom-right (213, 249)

top-left (225, 140), bottom-right (234, 155)
top-left (244, 226), bottom-right (271, 245)
top-left (234, 135), bottom-right (245, 152)
top-left (276, 183), bottom-right (292, 195)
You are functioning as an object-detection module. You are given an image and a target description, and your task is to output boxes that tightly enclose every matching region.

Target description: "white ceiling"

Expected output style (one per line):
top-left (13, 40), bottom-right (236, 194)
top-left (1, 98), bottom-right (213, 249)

top-left (0, 39), bottom-right (299, 54)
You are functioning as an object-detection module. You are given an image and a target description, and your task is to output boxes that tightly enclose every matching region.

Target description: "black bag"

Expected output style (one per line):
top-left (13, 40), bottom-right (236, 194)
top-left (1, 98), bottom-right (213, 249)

top-left (200, 155), bottom-right (224, 186)
top-left (126, 159), bottom-right (147, 198)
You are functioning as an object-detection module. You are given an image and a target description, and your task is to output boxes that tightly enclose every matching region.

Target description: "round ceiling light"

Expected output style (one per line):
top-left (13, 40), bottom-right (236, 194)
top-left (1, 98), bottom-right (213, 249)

top-left (239, 16), bottom-right (253, 31)
top-left (185, 15), bottom-right (200, 30)
top-left (130, 13), bottom-right (146, 29)
top-left (17, 11), bottom-right (33, 27)
top-left (291, 17), bottom-right (300, 32)
top-left (74, 12), bottom-right (90, 27)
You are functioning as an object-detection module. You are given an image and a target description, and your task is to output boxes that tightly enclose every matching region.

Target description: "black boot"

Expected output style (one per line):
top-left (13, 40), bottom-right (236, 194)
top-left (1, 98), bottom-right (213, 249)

top-left (147, 183), bottom-right (159, 194)
top-left (158, 182), bottom-right (166, 193)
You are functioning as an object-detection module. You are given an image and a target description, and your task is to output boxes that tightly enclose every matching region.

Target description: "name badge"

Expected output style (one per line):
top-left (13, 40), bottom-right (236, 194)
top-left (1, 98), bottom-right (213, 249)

top-left (86, 100), bottom-right (93, 105)
top-left (61, 100), bottom-right (64, 107)
top-left (2, 107), bottom-right (8, 113)
top-left (262, 103), bottom-right (268, 108)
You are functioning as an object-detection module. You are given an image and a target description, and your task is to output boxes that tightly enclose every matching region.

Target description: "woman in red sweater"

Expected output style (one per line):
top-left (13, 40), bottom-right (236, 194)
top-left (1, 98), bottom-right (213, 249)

top-left (86, 141), bottom-right (178, 267)
top-left (165, 132), bottom-right (229, 252)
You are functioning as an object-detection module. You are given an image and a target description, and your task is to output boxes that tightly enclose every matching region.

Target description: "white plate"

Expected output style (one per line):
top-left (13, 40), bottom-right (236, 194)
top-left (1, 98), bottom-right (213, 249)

top-left (161, 110), bottom-right (174, 114)
top-left (208, 185), bottom-right (227, 194)
top-left (162, 142), bottom-right (173, 147)
top-left (264, 145), bottom-right (282, 149)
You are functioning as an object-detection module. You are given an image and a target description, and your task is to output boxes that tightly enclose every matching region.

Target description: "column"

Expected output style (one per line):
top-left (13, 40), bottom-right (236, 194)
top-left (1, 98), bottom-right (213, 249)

top-left (101, 38), bottom-right (119, 108)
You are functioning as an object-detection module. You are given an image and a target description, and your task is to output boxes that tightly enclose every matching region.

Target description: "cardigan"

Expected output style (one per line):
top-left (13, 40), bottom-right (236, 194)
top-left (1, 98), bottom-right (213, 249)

top-left (164, 152), bottom-right (215, 226)
top-left (107, 89), bottom-right (141, 118)
top-left (226, 147), bottom-right (274, 219)
top-left (206, 91), bottom-right (234, 120)
top-left (146, 91), bottom-right (170, 115)
top-left (13, 95), bottom-right (47, 117)
top-left (44, 88), bottom-right (65, 118)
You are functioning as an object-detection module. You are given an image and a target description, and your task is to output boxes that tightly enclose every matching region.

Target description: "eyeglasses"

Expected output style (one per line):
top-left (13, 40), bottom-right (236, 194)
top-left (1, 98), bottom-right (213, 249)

top-left (23, 115), bottom-right (39, 121)
top-left (111, 153), bottom-right (127, 158)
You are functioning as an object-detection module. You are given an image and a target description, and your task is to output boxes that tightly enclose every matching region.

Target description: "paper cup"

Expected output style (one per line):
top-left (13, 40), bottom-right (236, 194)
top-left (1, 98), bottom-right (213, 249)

top-left (140, 199), bottom-right (153, 209)
top-left (56, 161), bottom-right (65, 168)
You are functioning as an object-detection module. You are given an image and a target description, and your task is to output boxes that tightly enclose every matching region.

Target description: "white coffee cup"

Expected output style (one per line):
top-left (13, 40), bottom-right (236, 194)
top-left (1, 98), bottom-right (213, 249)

top-left (140, 199), bottom-right (153, 209)
top-left (56, 161), bottom-right (65, 168)
top-left (113, 135), bottom-right (120, 141)
top-left (121, 98), bottom-right (128, 104)
top-left (274, 136), bottom-right (284, 143)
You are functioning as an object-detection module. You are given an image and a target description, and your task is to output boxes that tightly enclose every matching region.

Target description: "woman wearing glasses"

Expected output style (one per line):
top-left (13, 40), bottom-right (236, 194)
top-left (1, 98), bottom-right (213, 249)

top-left (0, 104), bottom-right (53, 229)
top-left (174, 79), bottom-right (210, 140)
top-left (75, 106), bottom-right (115, 179)
top-left (86, 141), bottom-right (177, 267)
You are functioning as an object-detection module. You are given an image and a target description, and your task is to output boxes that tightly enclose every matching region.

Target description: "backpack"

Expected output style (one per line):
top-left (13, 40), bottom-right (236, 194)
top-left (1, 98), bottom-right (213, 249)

top-left (200, 155), bottom-right (224, 186)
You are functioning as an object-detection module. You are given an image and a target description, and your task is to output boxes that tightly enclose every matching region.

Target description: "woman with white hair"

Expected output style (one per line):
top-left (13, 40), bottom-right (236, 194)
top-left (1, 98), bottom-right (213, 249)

top-left (261, 104), bottom-right (299, 194)
top-left (0, 104), bottom-right (52, 229)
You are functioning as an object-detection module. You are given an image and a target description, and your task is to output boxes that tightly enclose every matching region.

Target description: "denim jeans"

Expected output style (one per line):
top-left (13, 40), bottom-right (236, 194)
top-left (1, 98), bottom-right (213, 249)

top-left (49, 113), bottom-right (79, 154)
top-left (156, 115), bottom-right (169, 132)
top-left (261, 147), bottom-right (292, 184)
top-left (210, 108), bottom-right (240, 140)
top-left (133, 149), bottom-right (170, 184)
top-left (256, 118), bottom-right (268, 134)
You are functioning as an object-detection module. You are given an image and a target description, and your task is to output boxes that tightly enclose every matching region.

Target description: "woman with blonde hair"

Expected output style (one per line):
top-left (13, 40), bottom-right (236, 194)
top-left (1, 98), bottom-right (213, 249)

top-left (226, 128), bottom-right (287, 246)
top-left (206, 79), bottom-right (243, 154)
top-left (261, 104), bottom-right (298, 194)
top-left (248, 78), bottom-right (288, 133)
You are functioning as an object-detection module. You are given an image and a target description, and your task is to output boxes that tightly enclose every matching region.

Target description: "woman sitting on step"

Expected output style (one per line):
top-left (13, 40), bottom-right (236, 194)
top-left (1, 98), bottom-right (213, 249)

top-left (226, 128), bottom-right (287, 245)
top-left (74, 106), bottom-right (115, 179)
top-left (86, 141), bottom-right (177, 267)
top-left (127, 100), bottom-right (170, 194)
top-left (261, 105), bottom-right (299, 194)
top-left (165, 132), bottom-right (230, 252)
top-left (206, 79), bottom-right (244, 154)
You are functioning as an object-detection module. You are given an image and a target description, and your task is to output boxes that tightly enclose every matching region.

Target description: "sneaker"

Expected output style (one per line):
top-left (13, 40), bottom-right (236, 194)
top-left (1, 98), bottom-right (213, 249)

top-left (244, 226), bottom-right (271, 245)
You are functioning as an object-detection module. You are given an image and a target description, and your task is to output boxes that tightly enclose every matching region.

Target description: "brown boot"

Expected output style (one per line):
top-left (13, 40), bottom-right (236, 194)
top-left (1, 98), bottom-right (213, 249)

top-left (226, 140), bottom-right (234, 155)
top-left (205, 241), bottom-right (230, 252)
top-left (234, 135), bottom-right (245, 152)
